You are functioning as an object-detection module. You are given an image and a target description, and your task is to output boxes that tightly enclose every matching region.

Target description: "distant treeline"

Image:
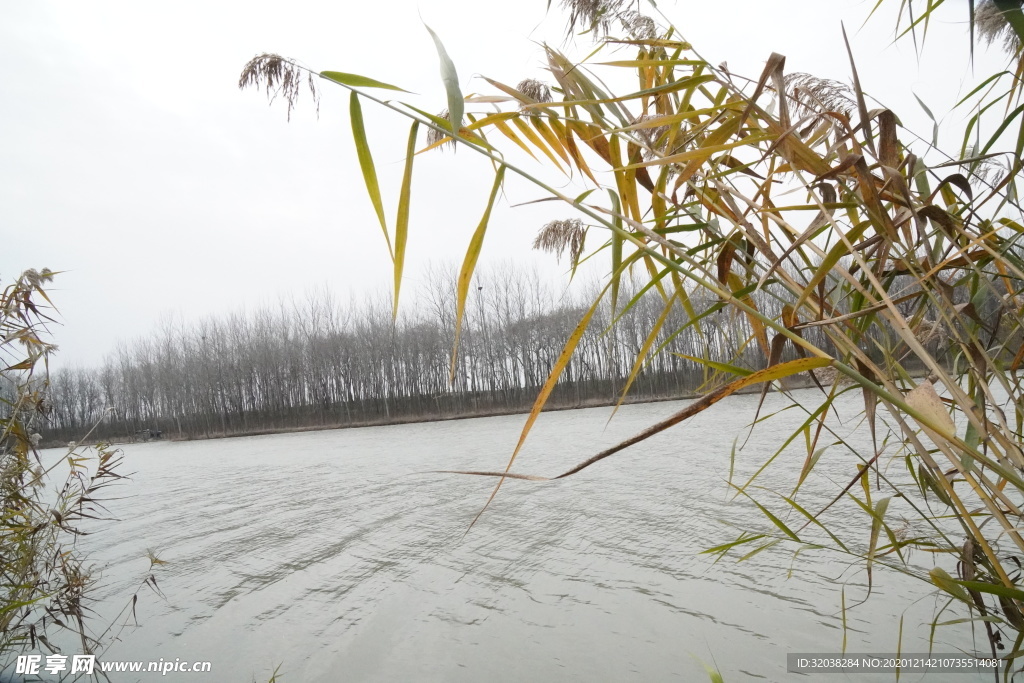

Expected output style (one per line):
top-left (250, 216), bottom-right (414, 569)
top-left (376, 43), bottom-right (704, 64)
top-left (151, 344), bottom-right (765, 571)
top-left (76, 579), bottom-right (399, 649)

top-left (41, 262), bottom-right (997, 443)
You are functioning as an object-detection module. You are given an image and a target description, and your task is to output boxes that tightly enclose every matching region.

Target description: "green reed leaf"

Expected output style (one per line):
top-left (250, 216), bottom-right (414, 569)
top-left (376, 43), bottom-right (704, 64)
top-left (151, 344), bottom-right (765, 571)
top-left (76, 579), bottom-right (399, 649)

top-left (350, 93), bottom-right (392, 259)
top-left (321, 71), bottom-right (408, 92)
top-left (393, 121), bottom-right (419, 318)
top-left (424, 23), bottom-right (463, 136)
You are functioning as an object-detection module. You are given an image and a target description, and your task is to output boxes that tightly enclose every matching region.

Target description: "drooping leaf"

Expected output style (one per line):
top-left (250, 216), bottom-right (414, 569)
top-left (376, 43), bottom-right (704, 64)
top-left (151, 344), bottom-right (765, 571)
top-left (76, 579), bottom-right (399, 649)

top-left (451, 166), bottom-right (506, 380)
top-left (424, 23), bottom-right (464, 136)
top-left (464, 281), bottom-right (612, 531)
top-left (906, 379), bottom-right (955, 444)
top-left (350, 93), bottom-right (393, 259)
top-left (392, 121), bottom-right (419, 317)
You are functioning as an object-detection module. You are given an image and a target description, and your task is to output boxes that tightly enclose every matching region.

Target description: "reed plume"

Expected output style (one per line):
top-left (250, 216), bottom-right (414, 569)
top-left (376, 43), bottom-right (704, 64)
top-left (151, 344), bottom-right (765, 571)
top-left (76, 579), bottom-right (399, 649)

top-left (238, 53), bottom-right (320, 121)
top-left (533, 219), bottom-right (585, 264)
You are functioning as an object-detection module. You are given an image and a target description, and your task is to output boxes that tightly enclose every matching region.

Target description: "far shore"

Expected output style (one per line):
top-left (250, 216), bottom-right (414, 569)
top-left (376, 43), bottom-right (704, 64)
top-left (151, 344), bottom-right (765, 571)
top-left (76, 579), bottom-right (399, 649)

top-left (44, 373), bottom-right (853, 449)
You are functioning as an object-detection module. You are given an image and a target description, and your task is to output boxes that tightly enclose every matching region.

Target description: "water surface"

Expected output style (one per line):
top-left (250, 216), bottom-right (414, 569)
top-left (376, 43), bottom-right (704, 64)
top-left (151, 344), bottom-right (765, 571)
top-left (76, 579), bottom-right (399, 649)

top-left (32, 390), bottom-right (999, 681)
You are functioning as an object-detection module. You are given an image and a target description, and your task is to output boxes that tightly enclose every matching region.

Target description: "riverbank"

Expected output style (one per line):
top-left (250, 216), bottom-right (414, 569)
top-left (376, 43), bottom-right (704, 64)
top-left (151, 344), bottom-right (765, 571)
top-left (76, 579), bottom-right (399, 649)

top-left (43, 371), bottom-right (855, 449)
top-left (51, 389), bottom-right (700, 448)
top-left (171, 390), bottom-right (710, 442)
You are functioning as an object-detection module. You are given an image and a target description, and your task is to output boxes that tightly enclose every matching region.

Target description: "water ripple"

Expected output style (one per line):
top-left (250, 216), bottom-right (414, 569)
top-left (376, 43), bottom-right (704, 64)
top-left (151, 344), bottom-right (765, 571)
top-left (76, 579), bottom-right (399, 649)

top-left (42, 391), bottom-right (998, 682)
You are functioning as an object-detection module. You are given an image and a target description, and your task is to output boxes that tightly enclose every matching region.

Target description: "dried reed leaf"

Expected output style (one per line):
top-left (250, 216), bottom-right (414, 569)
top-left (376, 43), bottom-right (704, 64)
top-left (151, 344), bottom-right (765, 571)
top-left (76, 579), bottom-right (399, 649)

top-left (452, 167), bottom-right (506, 381)
top-left (462, 282), bottom-right (611, 532)
top-left (842, 24), bottom-right (875, 157)
top-left (877, 109), bottom-right (899, 168)
top-left (441, 357), bottom-right (831, 483)
top-left (906, 379), bottom-right (955, 446)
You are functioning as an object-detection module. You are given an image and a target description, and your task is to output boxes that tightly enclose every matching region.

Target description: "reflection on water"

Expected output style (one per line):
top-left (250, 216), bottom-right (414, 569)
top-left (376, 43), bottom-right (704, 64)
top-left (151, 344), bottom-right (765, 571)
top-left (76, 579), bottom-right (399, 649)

top-left (28, 390), bottom-right (998, 681)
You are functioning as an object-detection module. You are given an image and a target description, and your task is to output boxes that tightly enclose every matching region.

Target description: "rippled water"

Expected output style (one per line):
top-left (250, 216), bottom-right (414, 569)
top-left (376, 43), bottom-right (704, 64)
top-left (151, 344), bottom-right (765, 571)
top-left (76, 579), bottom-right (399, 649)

top-left (25, 390), bottom-right (1001, 681)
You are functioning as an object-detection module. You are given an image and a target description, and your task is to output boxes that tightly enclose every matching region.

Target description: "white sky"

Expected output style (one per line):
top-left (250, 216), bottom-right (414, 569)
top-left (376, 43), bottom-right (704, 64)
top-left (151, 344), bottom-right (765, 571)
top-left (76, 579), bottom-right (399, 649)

top-left (2, 0), bottom-right (1010, 368)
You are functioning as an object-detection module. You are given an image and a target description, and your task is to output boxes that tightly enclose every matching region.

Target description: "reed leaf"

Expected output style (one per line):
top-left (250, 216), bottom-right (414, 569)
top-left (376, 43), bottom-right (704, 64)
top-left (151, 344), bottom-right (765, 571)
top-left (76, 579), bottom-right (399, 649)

top-left (424, 24), bottom-right (463, 136)
top-left (349, 93), bottom-right (392, 259)
top-left (392, 121), bottom-right (418, 318)
top-left (243, 0), bottom-right (1024, 653)
top-left (465, 281), bottom-right (612, 531)
top-left (451, 166), bottom-right (506, 380)
top-left (321, 71), bottom-right (408, 92)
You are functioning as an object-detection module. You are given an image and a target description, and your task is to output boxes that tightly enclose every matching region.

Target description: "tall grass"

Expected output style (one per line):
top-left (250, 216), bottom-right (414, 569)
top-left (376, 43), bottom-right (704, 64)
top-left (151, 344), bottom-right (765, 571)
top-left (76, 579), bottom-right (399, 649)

top-left (0, 270), bottom-right (140, 670)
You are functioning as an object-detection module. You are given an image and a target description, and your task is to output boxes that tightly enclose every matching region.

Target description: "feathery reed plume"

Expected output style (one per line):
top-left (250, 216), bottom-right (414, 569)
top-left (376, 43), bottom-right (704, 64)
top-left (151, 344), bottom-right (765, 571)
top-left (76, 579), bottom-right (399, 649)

top-left (238, 53), bottom-right (320, 121)
top-left (959, 143), bottom-right (1006, 186)
top-left (560, 0), bottom-right (628, 36)
top-left (630, 115), bottom-right (683, 176)
top-left (19, 268), bottom-right (54, 288)
top-left (425, 109), bottom-right (455, 148)
top-left (515, 79), bottom-right (553, 107)
top-left (619, 10), bottom-right (658, 40)
top-left (533, 218), bottom-right (585, 264)
top-left (632, 114), bottom-right (671, 157)
top-left (784, 73), bottom-right (856, 121)
top-left (977, 0), bottom-right (1022, 54)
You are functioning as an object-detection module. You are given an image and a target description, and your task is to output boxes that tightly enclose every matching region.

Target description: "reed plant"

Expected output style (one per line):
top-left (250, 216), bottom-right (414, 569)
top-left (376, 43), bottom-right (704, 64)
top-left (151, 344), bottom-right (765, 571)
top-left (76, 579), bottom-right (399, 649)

top-left (0, 270), bottom-right (134, 669)
top-left (242, 0), bottom-right (1024, 673)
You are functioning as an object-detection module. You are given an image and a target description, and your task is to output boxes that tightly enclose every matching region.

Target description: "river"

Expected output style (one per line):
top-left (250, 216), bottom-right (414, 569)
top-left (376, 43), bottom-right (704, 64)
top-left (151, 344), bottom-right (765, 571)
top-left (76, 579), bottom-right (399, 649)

top-left (24, 389), bottom-right (1001, 681)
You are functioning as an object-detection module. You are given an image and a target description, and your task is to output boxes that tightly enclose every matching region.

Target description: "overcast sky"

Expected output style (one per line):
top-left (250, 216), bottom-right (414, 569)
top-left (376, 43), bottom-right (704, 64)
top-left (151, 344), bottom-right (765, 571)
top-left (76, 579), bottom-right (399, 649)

top-left (2, 0), bottom-right (1008, 368)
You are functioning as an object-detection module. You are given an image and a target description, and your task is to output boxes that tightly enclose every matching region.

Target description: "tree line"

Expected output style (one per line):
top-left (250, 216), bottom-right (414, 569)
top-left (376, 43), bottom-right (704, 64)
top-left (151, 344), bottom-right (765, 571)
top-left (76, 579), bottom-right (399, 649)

top-left (43, 260), bottom-right (991, 444)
